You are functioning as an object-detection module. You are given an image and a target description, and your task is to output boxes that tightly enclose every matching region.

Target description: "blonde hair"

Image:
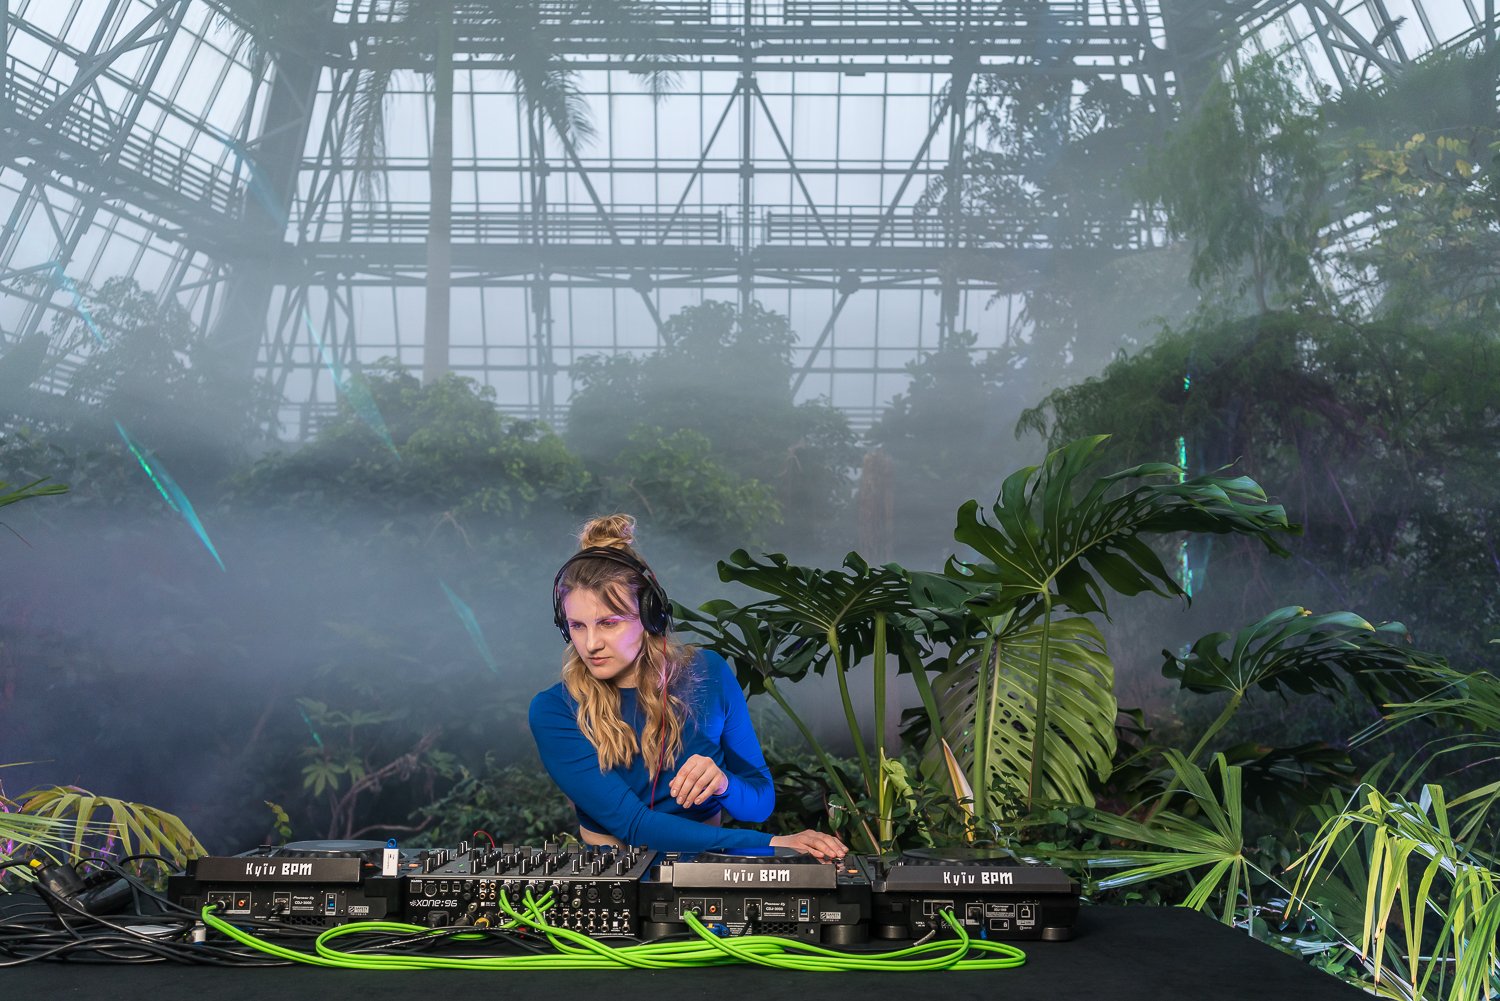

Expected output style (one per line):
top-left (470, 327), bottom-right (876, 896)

top-left (558, 514), bottom-right (692, 776)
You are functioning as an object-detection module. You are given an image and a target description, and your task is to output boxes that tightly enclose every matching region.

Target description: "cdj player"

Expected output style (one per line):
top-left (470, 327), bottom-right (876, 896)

top-left (638, 846), bottom-right (871, 944)
top-left (166, 840), bottom-right (414, 927)
top-left (866, 848), bottom-right (1079, 941)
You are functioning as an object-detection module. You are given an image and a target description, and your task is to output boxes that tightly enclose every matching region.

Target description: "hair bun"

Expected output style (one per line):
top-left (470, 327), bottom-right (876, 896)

top-left (578, 513), bottom-right (637, 551)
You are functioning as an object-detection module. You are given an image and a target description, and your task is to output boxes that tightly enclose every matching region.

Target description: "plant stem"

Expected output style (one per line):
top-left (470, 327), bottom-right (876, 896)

top-left (1187, 689), bottom-right (1245, 768)
top-left (1027, 593), bottom-right (1054, 813)
top-left (902, 643), bottom-right (945, 754)
top-left (873, 613), bottom-right (887, 775)
top-left (828, 626), bottom-right (874, 800)
top-left (986, 627), bottom-right (1004, 812)
top-left (873, 614), bottom-right (889, 846)
top-left (971, 620), bottom-right (997, 820)
top-left (422, 9), bottom-right (454, 384)
top-left (762, 676), bottom-right (879, 854)
top-left (1145, 688), bottom-right (1245, 825)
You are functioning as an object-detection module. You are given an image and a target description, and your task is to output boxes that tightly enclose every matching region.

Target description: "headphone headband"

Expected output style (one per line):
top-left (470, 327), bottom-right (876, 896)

top-left (552, 546), bottom-right (672, 641)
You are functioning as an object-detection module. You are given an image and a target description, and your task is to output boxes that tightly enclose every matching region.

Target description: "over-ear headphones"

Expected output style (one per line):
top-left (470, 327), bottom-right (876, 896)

top-left (552, 546), bottom-right (671, 642)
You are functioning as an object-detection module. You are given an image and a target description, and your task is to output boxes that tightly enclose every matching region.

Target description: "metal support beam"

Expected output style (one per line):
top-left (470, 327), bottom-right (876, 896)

top-left (1306, 0), bottom-right (1401, 77)
top-left (790, 61), bottom-right (958, 389)
top-left (737, 13), bottom-right (754, 319)
top-left (15, 0), bottom-right (192, 138)
top-left (938, 64), bottom-right (974, 346)
top-left (202, 49), bottom-right (322, 423)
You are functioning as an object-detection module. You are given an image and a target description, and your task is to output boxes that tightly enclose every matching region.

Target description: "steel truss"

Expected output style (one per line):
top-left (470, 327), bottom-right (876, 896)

top-left (2, 0), bottom-right (1494, 433)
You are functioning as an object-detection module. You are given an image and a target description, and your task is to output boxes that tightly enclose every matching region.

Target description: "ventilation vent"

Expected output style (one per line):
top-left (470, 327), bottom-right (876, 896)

top-left (757, 922), bottom-right (800, 937)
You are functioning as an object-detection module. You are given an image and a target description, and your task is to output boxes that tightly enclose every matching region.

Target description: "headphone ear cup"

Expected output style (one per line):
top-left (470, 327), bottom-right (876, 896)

top-left (638, 583), bottom-right (671, 635)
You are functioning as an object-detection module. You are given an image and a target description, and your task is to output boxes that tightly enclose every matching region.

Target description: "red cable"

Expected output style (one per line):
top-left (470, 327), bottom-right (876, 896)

top-left (647, 733), bottom-right (666, 810)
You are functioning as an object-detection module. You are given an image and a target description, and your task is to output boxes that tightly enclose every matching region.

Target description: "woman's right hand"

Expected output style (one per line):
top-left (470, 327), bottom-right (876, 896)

top-left (770, 829), bottom-right (848, 861)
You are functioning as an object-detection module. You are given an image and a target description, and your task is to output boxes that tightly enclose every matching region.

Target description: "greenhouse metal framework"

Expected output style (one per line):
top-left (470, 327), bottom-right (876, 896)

top-left (1, 0), bottom-right (1495, 433)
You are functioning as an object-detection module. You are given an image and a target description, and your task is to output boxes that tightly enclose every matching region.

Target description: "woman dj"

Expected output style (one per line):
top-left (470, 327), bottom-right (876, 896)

top-left (528, 514), bottom-right (847, 859)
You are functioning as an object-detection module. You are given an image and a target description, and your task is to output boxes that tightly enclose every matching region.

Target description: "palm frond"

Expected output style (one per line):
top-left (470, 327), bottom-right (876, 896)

top-left (18, 787), bottom-right (205, 867)
top-left (1290, 783), bottom-right (1500, 1001)
top-left (345, 65), bottom-right (396, 204)
top-left (0, 478), bottom-right (68, 509)
top-left (1073, 752), bottom-right (1250, 925)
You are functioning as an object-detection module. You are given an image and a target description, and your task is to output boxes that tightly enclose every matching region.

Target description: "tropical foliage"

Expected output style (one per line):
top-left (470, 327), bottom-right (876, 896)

top-left (990, 43), bottom-right (1500, 1001)
top-left (0, 477), bottom-right (66, 510)
top-left (8, 786), bottom-right (204, 869)
top-left (1140, 53), bottom-right (1328, 312)
top-left (1, 484), bottom-right (201, 886)
top-left (566, 300), bottom-right (858, 554)
top-left (682, 439), bottom-right (1493, 1001)
top-left (681, 435), bottom-right (1299, 851)
top-left (1291, 783), bottom-right (1500, 1001)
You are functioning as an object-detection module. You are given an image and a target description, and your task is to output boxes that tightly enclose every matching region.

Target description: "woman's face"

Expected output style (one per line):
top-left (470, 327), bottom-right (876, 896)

top-left (563, 586), bottom-right (646, 688)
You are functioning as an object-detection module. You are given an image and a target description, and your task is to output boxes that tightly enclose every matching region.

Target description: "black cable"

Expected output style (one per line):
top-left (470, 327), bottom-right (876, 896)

top-left (74, 859), bottom-right (182, 916)
top-left (95, 873), bottom-right (324, 938)
top-left (332, 924), bottom-right (556, 957)
top-left (30, 879), bottom-right (204, 950)
top-left (0, 916), bottom-right (297, 968)
top-left (113, 852), bottom-right (182, 871)
top-left (0, 931), bottom-right (293, 967)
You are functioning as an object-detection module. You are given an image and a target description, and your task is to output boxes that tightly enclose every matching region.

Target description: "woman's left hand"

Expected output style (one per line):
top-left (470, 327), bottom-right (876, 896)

top-left (669, 754), bottom-right (729, 807)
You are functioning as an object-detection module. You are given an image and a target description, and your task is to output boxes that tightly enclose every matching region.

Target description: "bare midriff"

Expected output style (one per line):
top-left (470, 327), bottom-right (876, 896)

top-left (579, 812), bottom-right (720, 847)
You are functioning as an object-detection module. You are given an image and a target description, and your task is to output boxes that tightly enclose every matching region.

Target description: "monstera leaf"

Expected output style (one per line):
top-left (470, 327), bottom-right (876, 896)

top-left (943, 436), bottom-right (1295, 810)
top-left (717, 550), bottom-right (917, 800)
top-left (932, 616), bottom-right (1116, 811)
top-left (1163, 606), bottom-right (1443, 767)
top-left (673, 598), bottom-right (819, 692)
top-left (946, 435), bottom-right (1295, 622)
top-left (902, 569), bottom-right (993, 643)
top-left (715, 549), bottom-right (913, 667)
top-left (687, 552), bottom-right (921, 850)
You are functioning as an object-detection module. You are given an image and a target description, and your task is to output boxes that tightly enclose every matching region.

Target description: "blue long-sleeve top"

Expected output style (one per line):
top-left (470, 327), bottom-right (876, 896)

top-left (528, 649), bottom-right (775, 852)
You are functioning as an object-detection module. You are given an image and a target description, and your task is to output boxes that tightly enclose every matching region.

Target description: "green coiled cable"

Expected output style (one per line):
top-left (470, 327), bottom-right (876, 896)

top-left (198, 890), bottom-right (1027, 972)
